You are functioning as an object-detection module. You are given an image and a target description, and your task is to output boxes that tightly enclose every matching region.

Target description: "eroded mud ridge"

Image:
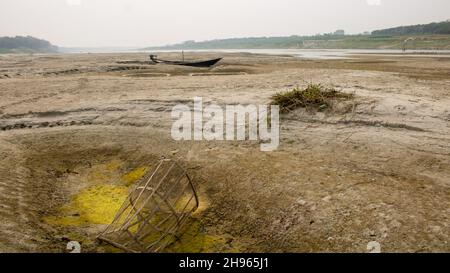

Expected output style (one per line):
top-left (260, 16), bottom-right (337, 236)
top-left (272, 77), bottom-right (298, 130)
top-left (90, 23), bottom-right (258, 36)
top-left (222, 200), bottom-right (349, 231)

top-left (0, 52), bottom-right (449, 252)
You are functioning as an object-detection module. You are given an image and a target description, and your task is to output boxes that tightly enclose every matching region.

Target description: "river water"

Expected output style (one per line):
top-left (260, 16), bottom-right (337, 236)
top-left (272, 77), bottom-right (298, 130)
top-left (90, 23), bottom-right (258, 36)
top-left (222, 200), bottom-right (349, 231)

top-left (148, 48), bottom-right (450, 60)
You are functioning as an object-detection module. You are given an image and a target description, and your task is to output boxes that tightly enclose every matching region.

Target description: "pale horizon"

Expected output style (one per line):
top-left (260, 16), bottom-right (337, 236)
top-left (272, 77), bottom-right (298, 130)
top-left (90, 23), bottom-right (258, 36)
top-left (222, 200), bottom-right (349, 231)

top-left (1, 0), bottom-right (449, 48)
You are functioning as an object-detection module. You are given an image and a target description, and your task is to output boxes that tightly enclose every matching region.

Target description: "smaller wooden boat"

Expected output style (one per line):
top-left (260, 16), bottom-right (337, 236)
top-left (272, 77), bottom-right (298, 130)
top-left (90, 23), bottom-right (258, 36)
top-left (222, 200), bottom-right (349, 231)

top-left (149, 54), bottom-right (222, 68)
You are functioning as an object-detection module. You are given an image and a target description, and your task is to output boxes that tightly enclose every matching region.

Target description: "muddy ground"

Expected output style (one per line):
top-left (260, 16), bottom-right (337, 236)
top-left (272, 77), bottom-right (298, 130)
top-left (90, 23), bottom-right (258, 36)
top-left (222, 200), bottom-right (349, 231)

top-left (0, 52), bottom-right (449, 253)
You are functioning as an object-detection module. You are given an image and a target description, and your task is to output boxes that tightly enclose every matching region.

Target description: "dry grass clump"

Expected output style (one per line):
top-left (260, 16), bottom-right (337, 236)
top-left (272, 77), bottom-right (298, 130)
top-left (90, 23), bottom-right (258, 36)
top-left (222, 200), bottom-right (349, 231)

top-left (271, 84), bottom-right (353, 113)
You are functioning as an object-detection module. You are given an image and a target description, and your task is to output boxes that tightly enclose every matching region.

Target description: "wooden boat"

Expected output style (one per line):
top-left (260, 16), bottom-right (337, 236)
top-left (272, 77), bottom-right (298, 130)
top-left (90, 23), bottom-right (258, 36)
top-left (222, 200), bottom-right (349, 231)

top-left (149, 54), bottom-right (222, 67)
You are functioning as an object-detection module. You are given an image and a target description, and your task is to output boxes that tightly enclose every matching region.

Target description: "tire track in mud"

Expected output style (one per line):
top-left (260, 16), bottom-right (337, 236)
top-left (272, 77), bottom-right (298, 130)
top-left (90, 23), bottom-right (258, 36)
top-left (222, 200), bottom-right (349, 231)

top-left (0, 95), bottom-right (138, 130)
top-left (0, 78), bottom-right (91, 111)
top-left (0, 98), bottom-right (431, 134)
top-left (0, 98), bottom-right (195, 132)
top-left (283, 116), bottom-right (427, 132)
top-left (0, 140), bottom-right (49, 252)
top-left (0, 93), bottom-right (61, 111)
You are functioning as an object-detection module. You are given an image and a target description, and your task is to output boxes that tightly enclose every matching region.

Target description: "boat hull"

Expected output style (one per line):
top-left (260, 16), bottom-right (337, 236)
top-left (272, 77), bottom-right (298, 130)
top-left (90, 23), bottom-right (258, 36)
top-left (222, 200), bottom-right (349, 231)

top-left (150, 55), bottom-right (222, 67)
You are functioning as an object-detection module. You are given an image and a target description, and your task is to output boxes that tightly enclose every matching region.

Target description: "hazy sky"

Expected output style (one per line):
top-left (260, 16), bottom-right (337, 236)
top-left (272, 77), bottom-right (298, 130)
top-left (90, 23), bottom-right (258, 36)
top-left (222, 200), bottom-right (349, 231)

top-left (0, 0), bottom-right (449, 47)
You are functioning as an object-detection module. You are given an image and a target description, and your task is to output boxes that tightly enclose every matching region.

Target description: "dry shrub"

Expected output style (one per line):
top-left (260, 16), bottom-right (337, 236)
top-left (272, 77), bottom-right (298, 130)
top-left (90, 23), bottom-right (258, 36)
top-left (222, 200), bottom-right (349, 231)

top-left (271, 84), bottom-right (353, 113)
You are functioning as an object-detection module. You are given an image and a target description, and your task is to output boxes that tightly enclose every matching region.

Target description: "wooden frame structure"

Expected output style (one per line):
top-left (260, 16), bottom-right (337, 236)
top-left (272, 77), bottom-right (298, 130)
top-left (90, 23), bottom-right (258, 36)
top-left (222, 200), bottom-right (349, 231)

top-left (98, 158), bottom-right (199, 253)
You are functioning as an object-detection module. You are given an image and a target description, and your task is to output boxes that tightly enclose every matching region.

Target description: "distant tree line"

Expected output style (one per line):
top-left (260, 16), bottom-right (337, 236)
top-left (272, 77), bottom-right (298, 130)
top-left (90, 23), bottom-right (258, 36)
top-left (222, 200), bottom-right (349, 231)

top-left (0, 36), bottom-right (58, 53)
top-left (372, 21), bottom-right (450, 36)
top-left (146, 20), bottom-right (450, 50)
top-left (147, 33), bottom-right (354, 50)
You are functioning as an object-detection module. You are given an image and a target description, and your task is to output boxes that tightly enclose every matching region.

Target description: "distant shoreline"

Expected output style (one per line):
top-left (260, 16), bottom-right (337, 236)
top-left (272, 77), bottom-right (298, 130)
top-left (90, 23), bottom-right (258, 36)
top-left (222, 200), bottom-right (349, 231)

top-left (3, 48), bottom-right (450, 61)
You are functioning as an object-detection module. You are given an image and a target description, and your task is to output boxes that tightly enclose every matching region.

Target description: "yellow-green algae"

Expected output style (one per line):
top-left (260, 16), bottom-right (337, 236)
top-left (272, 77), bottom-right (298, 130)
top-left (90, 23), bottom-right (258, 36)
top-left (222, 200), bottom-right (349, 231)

top-left (44, 164), bottom-right (149, 226)
top-left (138, 217), bottom-right (240, 253)
top-left (166, 220), bottom-right (238, 253)
top-left (44, 184), bottom-right (128, 226)
top-left (87, 160), bottom-right (124, 184)
top-left (121, 166), bottom-right (148, 186)
top-left (44, 161), bottom-right (238, 252)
